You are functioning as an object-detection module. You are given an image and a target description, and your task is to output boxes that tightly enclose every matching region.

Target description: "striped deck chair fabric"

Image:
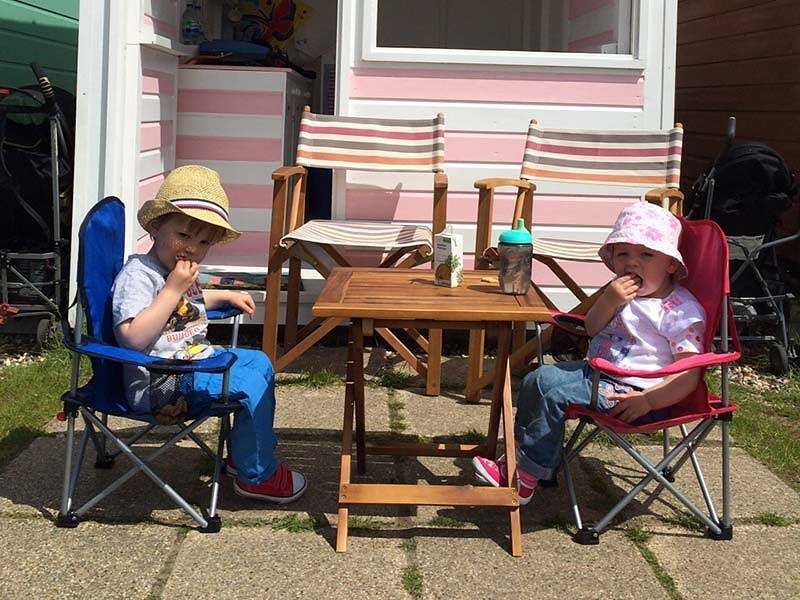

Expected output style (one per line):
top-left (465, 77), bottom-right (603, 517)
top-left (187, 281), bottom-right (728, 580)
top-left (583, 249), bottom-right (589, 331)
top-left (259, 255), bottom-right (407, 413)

top-left (523, 123), bottom-right (684, 262)
top-left (296, 112), bottom-right (445, 172)
top-left (521, 123), bottom-right (683, 187)
top-left (282, 111), bottom-right (445, 250)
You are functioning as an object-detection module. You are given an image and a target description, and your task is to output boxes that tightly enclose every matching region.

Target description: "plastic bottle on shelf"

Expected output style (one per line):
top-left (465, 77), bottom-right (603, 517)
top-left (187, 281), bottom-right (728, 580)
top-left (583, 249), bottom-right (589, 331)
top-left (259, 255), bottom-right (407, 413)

top-left (180, 1), bottom-right (205, 45)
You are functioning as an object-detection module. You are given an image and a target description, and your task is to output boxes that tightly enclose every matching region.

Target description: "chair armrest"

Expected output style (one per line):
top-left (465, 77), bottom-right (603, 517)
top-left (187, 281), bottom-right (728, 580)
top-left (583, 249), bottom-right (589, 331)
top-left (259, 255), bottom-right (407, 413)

top-left (272, 166), bottom-right (307, 181)
top-left (64, 339), bottom-right (238, 373)
top-left (645, 187), bottom-right (684, 214)
top-left (551, 312), bottom-right (590, 338)
top-left (207, 304), bottom-right (243, 320)
top-left (474, 177), bottom-right (534, 191)
top-left (589, 351), bottom-right (740, 379)
top-left (434, 172), bottom-right (448, 189)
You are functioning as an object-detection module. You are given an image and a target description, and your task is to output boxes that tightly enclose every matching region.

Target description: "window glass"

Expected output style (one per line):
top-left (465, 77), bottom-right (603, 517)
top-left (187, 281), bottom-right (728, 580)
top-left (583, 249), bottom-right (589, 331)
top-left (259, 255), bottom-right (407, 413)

top-left (376, 0), bottom-right (632, 54)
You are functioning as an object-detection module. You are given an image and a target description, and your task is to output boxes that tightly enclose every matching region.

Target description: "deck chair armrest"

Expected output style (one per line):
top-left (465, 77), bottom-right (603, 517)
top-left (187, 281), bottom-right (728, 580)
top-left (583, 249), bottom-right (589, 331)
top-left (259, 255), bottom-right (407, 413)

top-left (206, 305), bottom-right (243, 320)
top-left (645, 187), bottom-right (684, 214)
top-left (550, 312), bottom-right (590, 338)
top-left (65, 339), bottom-right (238, 373)
top-left (272, 166), bottom-right (307, 181)
top-left (474, 177), bottom-right (533, 191)
top-left (590, 351), bottom-right (740, 379)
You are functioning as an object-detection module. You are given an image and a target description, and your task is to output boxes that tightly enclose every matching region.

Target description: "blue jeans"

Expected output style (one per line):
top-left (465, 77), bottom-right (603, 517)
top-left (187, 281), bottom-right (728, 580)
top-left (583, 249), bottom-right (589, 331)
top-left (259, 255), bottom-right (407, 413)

top-left (187, 348), bottom-right (278, 485)
top-left (514, 360), bottom-right (669, 480)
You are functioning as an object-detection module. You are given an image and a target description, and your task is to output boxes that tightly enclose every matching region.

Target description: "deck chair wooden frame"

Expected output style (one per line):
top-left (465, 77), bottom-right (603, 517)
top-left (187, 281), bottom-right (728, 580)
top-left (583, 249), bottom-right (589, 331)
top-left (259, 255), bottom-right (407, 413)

top-left (465, 120), bottom-right (685, 401)
top-left (262, 108), bottom-right (449, 395)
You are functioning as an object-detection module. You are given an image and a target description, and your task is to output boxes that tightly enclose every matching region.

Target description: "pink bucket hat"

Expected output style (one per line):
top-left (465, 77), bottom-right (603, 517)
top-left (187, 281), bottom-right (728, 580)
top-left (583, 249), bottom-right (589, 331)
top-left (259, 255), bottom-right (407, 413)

top-left (598, 201), bottom-right (687, 280)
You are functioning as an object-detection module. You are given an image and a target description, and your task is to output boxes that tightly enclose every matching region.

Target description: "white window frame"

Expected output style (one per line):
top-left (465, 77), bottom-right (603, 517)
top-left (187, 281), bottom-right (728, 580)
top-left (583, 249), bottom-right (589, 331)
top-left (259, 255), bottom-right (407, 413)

top-left (361, 0), bottom-right (646, 70)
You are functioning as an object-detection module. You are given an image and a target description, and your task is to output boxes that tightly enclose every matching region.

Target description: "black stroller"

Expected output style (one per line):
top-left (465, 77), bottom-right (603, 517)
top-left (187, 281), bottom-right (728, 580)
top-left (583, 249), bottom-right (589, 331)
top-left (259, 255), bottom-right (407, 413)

top-left (0, 62), bottom-right (74, 346)
top-left (688, 117), bottom-right (799, 374)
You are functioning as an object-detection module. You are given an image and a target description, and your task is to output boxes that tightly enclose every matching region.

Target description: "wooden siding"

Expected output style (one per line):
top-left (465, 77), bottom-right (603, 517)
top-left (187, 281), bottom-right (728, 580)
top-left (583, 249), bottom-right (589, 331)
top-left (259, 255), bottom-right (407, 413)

top-left (0, 0), bottom-right (78, 92)
top-left (675, 0), bottom-right (800, 259)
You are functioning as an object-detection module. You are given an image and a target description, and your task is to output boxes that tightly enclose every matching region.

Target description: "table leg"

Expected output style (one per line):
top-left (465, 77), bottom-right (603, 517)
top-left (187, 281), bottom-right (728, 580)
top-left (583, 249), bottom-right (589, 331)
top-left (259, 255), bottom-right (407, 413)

top-left (486, 326), bottom-right (511, 458)
top-left (353, 319), bottom-right (366, 476)
top-left (499, 325), bottom-right (523, 557)
top-left (336, 322), bottom-right (358, 552)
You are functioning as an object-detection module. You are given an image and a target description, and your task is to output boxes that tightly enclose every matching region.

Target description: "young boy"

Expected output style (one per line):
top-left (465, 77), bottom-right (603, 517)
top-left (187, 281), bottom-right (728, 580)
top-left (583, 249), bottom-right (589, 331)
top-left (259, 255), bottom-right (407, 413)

top-left (112, 165), bottom-right (307, 503)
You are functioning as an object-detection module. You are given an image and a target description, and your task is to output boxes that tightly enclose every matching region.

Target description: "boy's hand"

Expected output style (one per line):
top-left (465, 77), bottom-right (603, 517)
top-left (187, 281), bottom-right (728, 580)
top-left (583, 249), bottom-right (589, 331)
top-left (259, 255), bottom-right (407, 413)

top-left (227, 291), bottom-right (256, 316)
top-left (165, 260), bottom-right (198, 295)
top-left (607, 390), bottom-right (651, 423)
top-left (602, 274), bottom-right (640, 308)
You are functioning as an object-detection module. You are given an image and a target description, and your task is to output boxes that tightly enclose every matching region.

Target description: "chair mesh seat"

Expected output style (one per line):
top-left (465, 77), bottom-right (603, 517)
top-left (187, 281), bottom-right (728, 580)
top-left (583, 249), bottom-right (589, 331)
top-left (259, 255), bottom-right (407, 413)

top-left (280, 219), bottom-right (433, 251)
top-left (533, 238), bottom-right (603, 262)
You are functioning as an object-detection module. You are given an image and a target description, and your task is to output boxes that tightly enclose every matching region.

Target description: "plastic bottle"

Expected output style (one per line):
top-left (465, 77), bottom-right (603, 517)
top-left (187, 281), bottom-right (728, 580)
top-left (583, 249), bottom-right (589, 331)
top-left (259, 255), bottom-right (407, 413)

top-left (181, 1), bottom-right (205, 45)
top-left (497, 219), bottom-right (533, 294)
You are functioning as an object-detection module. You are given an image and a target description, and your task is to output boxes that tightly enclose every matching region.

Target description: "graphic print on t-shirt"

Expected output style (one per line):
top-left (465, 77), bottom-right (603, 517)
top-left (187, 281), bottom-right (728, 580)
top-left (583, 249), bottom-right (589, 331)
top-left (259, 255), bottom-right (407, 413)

top-left (161, 281), bottom-right (213, 360)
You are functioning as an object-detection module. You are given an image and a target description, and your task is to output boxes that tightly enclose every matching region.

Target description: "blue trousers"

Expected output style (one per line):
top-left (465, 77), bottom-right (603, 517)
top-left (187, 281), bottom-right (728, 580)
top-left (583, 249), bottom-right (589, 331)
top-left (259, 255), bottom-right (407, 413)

top-left (514, 360), bottom-right (669, 480)
top-left (188, 348), bottom-right (278, 485)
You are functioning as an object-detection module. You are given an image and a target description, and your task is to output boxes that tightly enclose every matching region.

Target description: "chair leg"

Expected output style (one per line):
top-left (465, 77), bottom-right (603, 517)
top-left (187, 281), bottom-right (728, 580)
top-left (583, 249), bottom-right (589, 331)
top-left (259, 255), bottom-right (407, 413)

top-left (284, 256), bottom-right (302, 349)
top-left (56, 411), bottom-right (81, 528)
top-left (201, 416), bottom-right (230, 534)
top-left (263, 248), bottom-right (287, 365)
top-left (466, 329), bottom-right (485, 403)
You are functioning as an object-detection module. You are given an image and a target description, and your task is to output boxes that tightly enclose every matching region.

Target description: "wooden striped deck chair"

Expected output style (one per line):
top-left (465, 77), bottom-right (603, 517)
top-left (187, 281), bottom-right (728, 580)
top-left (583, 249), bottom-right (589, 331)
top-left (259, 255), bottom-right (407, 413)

top-left (262, 108), bottom-right (448, 394)
top-left (465, 120), bottom-right (684, 401)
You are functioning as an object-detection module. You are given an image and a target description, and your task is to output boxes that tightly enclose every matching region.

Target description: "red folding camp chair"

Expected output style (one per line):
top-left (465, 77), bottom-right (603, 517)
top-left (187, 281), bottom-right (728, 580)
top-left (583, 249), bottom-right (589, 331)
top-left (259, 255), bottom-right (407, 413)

top-left (555, 216), bottom-right (741, 544)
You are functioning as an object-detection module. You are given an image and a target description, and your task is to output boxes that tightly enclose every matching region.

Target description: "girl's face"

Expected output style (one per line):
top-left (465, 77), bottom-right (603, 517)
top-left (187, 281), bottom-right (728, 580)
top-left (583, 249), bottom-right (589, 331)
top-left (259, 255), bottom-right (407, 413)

top-left (148, 214), bottom-right (217, 270)
top-left (611, 242), bottom-right (678, 297)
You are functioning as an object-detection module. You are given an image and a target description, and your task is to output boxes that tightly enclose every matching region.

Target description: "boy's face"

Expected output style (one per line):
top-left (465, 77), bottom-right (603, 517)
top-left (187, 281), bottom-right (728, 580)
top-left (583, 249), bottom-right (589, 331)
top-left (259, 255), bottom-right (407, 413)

top-left (611, 242), bottom-right (678, 297)
top-left (148, 214), bottom-right (216, 270)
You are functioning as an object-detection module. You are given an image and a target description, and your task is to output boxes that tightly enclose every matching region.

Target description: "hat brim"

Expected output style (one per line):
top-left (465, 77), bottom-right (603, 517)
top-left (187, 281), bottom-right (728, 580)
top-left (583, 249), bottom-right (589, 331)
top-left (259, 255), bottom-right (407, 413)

top-left (598, 241), bottom-right (688, 281)
top-left (138, 199), bottom-right (240, 244)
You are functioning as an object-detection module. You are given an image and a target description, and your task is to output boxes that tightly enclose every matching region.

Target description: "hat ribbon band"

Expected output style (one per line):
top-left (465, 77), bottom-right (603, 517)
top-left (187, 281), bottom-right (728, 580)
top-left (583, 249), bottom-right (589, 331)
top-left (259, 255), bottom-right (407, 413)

top-left (172, 198), bottom-right (230, 221)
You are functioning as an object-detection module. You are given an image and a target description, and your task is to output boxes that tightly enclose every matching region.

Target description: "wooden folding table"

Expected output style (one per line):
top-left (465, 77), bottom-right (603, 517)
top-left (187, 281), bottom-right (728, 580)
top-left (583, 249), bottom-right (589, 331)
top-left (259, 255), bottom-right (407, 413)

top-left (313, 268), bottom-right (551, 556)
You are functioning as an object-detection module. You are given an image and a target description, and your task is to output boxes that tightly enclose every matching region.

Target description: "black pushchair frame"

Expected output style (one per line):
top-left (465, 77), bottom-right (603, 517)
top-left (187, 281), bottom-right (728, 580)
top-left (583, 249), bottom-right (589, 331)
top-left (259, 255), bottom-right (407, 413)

top-left (0, 62), bottom-right (72, 347)
top-left (695, 116), bottom-right (799, 374)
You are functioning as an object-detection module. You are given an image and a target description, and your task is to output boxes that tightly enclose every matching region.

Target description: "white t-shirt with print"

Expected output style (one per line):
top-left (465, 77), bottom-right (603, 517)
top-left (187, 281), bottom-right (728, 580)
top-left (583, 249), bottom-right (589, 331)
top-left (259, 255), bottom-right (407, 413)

top-left (587, 285), bottom-right (706, 389)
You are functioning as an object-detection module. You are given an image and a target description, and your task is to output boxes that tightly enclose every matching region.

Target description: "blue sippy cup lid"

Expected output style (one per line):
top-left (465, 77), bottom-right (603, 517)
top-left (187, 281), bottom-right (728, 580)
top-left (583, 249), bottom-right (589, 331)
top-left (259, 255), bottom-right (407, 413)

top-left (499, 218), bottom-right (532, 245)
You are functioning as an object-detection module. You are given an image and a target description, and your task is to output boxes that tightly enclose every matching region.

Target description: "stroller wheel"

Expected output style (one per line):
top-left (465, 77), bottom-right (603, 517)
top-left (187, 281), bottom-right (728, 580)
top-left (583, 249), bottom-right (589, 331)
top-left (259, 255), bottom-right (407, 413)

top-left (35, 317), bottom-right (55, 350)
top-left (768, 343), bottom-right (789, 376)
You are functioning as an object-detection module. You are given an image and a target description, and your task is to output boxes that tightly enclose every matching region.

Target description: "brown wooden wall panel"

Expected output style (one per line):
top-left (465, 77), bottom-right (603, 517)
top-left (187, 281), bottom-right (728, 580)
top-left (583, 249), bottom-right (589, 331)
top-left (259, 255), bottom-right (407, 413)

top-left (679, 111), bottom-right (800, 142)
top-left (677, 26), bottom-right (800, 66)
top-left (677, 55), bottom-right (800, 88)
top-left (678, 0), bottom-right (800, 45)
top-left (676, 84), bottom-right (800, 112)
top-left (677, 0), bottom-right (768, 24)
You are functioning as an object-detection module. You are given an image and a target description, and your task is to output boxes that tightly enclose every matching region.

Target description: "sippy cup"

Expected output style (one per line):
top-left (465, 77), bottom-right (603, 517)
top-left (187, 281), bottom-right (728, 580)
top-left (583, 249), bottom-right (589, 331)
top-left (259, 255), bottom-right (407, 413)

top-left (497, 218), bottom-right (533, 294)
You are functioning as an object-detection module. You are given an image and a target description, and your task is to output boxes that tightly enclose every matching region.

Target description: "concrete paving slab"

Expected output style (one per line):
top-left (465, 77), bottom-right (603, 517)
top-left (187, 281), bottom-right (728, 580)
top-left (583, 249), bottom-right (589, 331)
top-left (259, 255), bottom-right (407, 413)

top-left (0, 436), bottom-right (214, 523)
top-left (578, 444), bottom-right (800, 526)
top-left (274, 384), bottom-right (392, 436)
top-left (163, 528), bottom-right (409, 600)
top-left (415, 530), bottom-right (668, 600)
top-left (213, 438), bottom-right (408, 524)
top-left (398, 388), bottom-right (497, 439)
top-left (648, 525), bottom-right (800, 599)
top-left (0, 519), bottom-right (176, 600)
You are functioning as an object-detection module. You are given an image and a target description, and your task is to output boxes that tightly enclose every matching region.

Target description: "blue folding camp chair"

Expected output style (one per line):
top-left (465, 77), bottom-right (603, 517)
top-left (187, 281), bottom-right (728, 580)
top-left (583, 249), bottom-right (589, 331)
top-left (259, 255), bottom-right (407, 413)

top-left (56, 196), bottom-right (244, 532)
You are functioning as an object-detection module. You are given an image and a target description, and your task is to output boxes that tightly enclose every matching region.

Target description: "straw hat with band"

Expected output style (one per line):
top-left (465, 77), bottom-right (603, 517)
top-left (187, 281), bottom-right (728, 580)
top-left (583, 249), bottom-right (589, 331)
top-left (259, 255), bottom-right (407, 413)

top-left (137, 165), bottom-right (241, 244)
top-left (598, 201), bottom-right (688, 281)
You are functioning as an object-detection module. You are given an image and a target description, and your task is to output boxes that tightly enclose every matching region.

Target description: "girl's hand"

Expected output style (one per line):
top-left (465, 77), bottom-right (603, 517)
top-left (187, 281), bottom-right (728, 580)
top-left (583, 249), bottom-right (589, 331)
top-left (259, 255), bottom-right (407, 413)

top-left (607, 390), bottom-right (652, 423)
top-left (165, 260), bottom-right (198, 295)
top-left (603, 274), bottom-right (640, 308)
top-left (227, 290), bottom-right (256, 316)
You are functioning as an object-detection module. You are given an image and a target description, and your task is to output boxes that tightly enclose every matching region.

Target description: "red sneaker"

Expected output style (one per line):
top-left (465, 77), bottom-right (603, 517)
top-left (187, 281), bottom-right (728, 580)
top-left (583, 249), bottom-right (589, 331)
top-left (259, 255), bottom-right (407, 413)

top-left (233, 463), bottom-right (308, 504)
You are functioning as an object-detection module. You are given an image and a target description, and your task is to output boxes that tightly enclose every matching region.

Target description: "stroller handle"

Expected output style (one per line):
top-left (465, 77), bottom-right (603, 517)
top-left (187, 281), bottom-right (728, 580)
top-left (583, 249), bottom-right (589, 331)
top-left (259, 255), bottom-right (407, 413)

top-left (30, 62), bottom-right (58, 116)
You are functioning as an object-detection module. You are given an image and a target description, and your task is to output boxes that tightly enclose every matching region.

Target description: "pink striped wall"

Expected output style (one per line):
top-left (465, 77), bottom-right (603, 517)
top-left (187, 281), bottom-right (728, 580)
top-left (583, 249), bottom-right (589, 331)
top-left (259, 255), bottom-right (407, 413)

top-left (175, 136), bottom-right (282, 162)
top-left (138, 56), bottom-right (176, 211)
top-left (177, 90), bottom-right (283, 115)
top-left (346, 190), bottom-right (634, 225)
top-left (350, 68), bottom-right (643, 107)
top-left (143, 0), bottom-right (179, 42)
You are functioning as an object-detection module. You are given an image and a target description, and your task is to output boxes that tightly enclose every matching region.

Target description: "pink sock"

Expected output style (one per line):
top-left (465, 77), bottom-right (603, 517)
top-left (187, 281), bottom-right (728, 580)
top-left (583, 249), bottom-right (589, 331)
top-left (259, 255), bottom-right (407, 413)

top-left (517, 468), bottom-right (538, 489)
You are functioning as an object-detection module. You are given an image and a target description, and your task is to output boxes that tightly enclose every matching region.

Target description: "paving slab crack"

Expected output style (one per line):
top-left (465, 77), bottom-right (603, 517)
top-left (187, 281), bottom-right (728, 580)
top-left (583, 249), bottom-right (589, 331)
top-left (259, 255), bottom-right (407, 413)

top-left (146, 529), bottom-right (187, 600)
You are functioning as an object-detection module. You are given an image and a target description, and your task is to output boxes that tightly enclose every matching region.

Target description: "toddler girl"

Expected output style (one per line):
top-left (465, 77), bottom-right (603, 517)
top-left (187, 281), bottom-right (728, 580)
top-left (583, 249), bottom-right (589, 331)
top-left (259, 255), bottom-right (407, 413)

top-left (473, 202), bottom-right (705, 504)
